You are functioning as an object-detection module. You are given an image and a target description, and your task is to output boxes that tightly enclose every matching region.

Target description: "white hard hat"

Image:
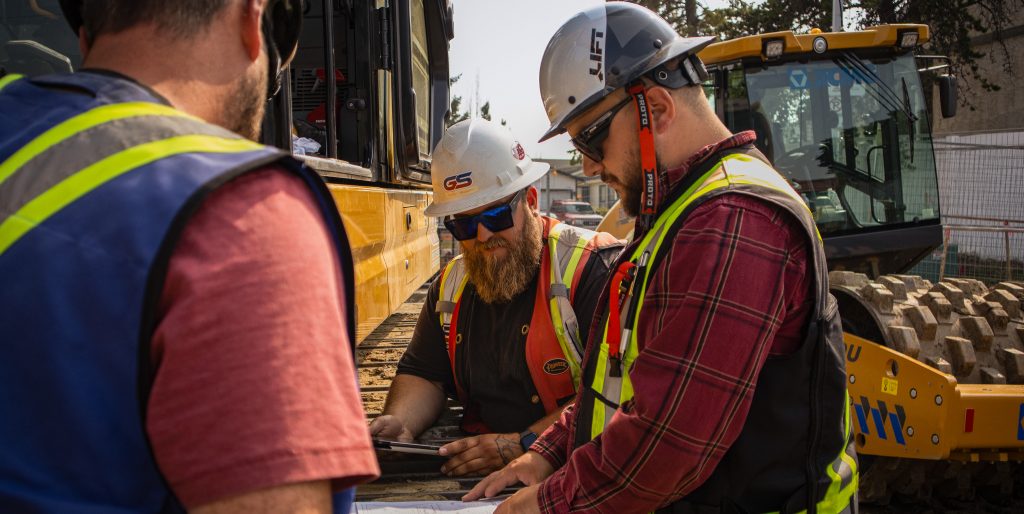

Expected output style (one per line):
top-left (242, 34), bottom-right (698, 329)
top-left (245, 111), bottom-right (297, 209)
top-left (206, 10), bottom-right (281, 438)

top-left (538, 1), bottom-right (715, 142)
top-left (424, 118), bottom-right (550, 217)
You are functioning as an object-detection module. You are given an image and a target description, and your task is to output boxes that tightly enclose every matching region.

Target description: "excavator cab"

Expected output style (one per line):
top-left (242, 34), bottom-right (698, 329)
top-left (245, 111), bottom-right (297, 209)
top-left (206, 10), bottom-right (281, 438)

top-left (701, 26), bottom-right (943, 276)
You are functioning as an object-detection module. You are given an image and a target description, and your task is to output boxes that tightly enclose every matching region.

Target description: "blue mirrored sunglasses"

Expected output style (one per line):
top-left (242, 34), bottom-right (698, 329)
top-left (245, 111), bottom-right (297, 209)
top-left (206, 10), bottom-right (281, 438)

top-left (443, 189), bottom-right (525, 241)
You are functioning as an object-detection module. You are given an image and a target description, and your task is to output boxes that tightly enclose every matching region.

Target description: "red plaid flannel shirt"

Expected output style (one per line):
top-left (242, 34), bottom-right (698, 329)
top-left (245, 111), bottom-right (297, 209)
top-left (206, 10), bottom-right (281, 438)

top-left (532, 132), bottom-right (815, 512)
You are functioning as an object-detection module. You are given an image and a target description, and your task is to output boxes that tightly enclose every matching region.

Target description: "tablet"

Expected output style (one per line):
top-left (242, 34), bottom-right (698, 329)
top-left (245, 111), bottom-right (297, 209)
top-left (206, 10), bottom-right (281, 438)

top-left (372, 438), bottom-right (442, 455)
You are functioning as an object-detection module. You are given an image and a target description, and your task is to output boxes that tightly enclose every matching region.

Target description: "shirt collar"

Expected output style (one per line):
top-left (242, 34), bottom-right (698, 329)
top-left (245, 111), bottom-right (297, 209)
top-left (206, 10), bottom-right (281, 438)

top-left (634, 130), bottom-right (758, 235)
top-left (659, 130), bottom-right (758, 203)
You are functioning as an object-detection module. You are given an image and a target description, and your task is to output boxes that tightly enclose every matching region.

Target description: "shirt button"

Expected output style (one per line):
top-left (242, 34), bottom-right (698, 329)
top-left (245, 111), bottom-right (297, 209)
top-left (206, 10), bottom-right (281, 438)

top-left (531, 395), bottom-right (540, 404)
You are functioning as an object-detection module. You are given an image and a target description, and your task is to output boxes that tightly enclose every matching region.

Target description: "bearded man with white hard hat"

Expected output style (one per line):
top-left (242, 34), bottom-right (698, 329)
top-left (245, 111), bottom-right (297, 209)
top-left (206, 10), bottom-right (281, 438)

top-left (370, 118), bottom-right (623, 477)
top-left (466, 2), bottom-right (856, 513)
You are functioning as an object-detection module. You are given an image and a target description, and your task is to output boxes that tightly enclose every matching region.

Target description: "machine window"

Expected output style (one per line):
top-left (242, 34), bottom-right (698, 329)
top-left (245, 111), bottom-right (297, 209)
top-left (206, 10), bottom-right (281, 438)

top-left (728, 53), bottom-right (940, 234)
top-left (410, 0), bottom-right (431, 160)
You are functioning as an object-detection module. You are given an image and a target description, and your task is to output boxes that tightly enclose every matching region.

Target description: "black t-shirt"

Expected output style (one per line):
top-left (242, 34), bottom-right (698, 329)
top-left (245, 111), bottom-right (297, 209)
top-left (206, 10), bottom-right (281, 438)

top-left (396, 242), bottom-right (621, 434)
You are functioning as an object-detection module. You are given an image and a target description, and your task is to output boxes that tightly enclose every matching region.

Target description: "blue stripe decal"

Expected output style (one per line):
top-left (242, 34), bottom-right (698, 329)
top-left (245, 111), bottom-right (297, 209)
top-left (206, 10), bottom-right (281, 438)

top-left (889, 412), bottom-right (906, 445)
top-left (854, 404), bottom-right (869, 435)
top-left (1017, 404), bottom-right (1023, 441)
top-left (871, 408), bottom-right (887, 440)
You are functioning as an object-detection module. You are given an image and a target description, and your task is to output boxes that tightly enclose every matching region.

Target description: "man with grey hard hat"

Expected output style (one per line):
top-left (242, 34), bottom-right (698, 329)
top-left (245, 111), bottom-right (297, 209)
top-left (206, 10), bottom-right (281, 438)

top-left (467, 3), bottom-right (856, 513)
top-left (370, 118), bottom-right (622, 477)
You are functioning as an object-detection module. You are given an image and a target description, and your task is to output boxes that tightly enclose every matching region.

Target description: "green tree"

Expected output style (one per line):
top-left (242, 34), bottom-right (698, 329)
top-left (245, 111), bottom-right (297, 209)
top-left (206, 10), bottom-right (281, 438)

top-left (699, 0), bottom-right (831, 39)
top-left (446, 74), bottom-right (470, 128)
top-left (446, 76), bottom-right (508, 128)
top-left (852, 0), bottom-right (1022, 98)
top-left (479, 101), bottom-right (509, 127)
top-left (626, 0), bottom-right (1023, 107)
top-left (631, 0), bottom-right (700, 35)
top-left (568, 148), bottom-right (582, 166)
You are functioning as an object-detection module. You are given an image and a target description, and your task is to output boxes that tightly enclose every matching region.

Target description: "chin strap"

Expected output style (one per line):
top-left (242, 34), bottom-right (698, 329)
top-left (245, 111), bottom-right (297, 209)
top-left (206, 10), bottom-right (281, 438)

top-left (627, 82), bottom-right (658, 218)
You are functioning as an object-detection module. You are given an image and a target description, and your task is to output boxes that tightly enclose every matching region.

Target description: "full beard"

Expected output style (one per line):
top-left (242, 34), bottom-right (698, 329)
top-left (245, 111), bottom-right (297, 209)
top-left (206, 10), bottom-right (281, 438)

top-left (462, 214), bottom-right (543, 304)
top-left (223, 61), bottom-right (268, 141)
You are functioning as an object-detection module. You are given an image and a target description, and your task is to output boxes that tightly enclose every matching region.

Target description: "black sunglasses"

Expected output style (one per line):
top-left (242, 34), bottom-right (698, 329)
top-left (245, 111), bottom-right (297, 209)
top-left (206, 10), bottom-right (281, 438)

top-left (443, 189), bottom-right (525, 241)
top-left (570, 95), bottom-right (633, 163)
top-left (264, 0), bottom-right (303, 99)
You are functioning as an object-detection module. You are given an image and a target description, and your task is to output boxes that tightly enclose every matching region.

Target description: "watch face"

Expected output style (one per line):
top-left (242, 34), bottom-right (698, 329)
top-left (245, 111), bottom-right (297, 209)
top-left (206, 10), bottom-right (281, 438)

top-left (520, 431), bottom-right (539, 451)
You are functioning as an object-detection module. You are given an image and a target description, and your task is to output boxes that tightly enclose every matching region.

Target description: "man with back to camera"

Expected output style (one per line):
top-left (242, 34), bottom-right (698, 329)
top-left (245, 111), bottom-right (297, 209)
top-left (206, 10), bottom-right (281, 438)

top-left (466, 3), bottom-right (857, 513)
top-left (370, 118), bottom-right (623, 477)
top-left (0, 1), bottom-right (378, 512)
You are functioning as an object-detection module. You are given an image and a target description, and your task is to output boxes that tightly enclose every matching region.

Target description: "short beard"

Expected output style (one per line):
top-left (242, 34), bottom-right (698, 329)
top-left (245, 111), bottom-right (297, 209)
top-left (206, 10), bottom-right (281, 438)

top-left (462, 211), bottom-right (543, 304)
top-left (223, 62), bottom-right (267, 140)
top-left (607, 146), bottom-right (647, 218)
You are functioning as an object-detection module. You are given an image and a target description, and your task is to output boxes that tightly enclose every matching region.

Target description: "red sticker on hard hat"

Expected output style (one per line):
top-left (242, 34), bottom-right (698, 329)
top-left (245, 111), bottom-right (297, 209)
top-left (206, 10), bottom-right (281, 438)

top-left (512, 142), bottom-right (526, 160)
top-left (543, 358), bottom-right (570, 375)
top-left (443, 171), bottom-right (473, 191)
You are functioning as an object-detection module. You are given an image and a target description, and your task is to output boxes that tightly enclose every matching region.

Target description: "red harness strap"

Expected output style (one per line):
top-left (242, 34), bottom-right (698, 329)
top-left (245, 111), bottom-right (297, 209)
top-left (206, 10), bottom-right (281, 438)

top-left (606, 260), bottom-right (637, 363)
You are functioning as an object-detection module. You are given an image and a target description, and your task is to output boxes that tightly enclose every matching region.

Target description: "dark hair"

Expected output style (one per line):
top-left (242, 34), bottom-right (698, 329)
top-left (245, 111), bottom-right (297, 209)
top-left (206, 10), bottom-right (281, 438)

top-left (80, 0), bottom-right (229, 43)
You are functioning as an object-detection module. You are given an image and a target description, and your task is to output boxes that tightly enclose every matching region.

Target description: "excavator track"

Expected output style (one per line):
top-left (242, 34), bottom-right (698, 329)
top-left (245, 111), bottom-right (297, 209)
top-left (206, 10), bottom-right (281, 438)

top-left (830, 271), bottom-right (1024, 508)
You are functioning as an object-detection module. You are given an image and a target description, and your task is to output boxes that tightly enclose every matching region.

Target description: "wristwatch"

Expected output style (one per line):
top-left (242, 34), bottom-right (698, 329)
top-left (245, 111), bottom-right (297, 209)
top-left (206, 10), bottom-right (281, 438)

top-left (519, 430), bottom-right (538, 452)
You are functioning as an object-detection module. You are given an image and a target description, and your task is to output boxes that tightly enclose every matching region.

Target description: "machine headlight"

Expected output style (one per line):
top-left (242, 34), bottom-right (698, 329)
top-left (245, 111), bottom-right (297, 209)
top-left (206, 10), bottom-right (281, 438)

top-left (899, 30), bottom-right (919, 48)
top-left (763, 39), bottom-right (785, 59)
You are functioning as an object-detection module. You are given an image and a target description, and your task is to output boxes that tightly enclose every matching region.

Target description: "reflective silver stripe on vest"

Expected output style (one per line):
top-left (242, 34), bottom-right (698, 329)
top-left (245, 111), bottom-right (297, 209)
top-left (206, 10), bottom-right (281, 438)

top-left (546, 222), bottom-right (599, 360)
top-left (0, 115), bottom-right (240, 224)
top-left (595, 216), bottom-right (672, 420)
top-left (437, 256), bottom-right (468, 339)
top-left (833, 447), bottom-right (856, 492)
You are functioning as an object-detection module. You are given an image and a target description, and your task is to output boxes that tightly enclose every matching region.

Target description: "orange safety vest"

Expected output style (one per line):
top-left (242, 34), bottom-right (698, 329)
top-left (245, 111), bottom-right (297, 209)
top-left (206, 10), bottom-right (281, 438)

top-left (437, 217), bottom-right (620, 433)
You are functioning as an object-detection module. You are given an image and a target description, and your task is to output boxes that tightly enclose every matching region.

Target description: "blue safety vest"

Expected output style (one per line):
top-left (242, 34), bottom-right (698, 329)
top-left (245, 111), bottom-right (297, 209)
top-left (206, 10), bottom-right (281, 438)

top-left (0, 71), bottom-right (357, 513)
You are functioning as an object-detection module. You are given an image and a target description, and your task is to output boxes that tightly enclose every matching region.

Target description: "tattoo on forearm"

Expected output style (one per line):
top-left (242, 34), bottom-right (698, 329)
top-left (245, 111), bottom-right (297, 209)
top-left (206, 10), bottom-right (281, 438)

top-left (495, 435), bottom-right (520, 464)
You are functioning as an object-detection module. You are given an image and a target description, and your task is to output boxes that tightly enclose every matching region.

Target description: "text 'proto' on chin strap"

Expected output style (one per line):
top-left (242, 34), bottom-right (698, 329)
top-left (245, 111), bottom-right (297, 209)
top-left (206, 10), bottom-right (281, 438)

top-left (627, 82), bottom-right (658, 220)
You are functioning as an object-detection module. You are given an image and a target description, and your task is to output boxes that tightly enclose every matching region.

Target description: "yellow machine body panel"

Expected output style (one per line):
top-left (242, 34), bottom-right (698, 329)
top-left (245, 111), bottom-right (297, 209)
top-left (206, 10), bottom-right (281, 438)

top-left (845, 333), bottom-right (1024, 461)
top-left (326, 184), bottom-right (438, 342)
top-left (697, 24), bottom-right (931, 65)
top-left (595, 199), bottom-right (634, 241)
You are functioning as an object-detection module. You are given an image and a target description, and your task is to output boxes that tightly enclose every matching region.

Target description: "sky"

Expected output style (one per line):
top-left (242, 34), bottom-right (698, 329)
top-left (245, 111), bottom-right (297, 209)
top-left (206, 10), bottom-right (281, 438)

top-left (448, 0), bottom-right (731, 159)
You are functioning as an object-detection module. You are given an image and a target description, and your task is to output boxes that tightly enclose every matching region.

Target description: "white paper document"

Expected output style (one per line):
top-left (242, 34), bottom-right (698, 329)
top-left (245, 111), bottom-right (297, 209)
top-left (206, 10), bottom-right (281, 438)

top-left (354, 499), bottom-right (502, 514)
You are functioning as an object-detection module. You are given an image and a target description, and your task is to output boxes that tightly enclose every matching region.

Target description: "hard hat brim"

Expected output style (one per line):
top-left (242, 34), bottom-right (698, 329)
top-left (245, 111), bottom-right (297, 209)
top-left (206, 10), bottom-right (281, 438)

top-left (538, 35), bottom-right (717, 143)
top-left (424, 161), bottom-right (551, 218)
top-left (538, 90), bottom-right (611, 143)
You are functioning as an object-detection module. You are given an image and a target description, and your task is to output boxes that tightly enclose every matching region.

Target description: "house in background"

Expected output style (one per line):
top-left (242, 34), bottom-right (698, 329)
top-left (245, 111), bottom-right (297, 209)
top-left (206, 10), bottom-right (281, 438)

top-left (571, 168), bottom-right (618, 214)
top-left (531, 158), bottom-right (580, 212)
top-left (534, 157), bottom-right (619, 214)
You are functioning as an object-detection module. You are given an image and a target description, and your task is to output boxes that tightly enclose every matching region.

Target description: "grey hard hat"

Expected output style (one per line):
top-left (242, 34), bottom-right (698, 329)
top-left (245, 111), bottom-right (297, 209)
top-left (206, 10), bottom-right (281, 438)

top-left (538, 2), bottom-right (715, 142)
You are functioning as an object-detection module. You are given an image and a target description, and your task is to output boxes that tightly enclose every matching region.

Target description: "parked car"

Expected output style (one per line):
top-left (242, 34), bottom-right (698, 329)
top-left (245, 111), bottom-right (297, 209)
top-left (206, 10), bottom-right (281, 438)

top-left (548, 200), bottom-right (603, 230)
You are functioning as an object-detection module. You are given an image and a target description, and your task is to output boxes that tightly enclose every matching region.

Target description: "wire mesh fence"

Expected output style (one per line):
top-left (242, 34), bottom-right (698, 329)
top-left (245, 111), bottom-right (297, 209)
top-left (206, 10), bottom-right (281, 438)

top-left (911, 223), bottom-right (1024, 284)
top-left (909, 130), bottom-right (1024, 284)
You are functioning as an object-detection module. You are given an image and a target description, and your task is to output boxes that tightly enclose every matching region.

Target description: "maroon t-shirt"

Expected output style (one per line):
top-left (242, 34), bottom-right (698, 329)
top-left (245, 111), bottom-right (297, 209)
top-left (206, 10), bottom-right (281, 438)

top-left (147, 167), bottom-right (379, 507)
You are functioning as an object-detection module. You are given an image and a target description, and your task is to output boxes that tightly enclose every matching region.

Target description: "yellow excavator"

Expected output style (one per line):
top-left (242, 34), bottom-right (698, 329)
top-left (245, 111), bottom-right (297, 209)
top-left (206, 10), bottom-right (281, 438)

top-left (599, 23), bottom-right (1024, 501)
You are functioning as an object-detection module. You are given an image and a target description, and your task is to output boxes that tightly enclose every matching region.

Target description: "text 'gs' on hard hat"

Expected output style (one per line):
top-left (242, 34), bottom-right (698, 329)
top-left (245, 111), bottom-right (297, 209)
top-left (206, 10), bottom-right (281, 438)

top-left (424, 118), bottom-right (549, 218)
top-left (538, 1), bottom-right (715, 142)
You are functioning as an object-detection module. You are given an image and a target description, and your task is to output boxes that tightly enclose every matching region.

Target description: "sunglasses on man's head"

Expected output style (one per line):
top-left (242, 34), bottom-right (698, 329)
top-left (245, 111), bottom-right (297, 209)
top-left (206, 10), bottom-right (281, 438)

top-left (443, 189), bottom-right (525, 241)
top-left (570, 96), bottom-right (633, 163)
